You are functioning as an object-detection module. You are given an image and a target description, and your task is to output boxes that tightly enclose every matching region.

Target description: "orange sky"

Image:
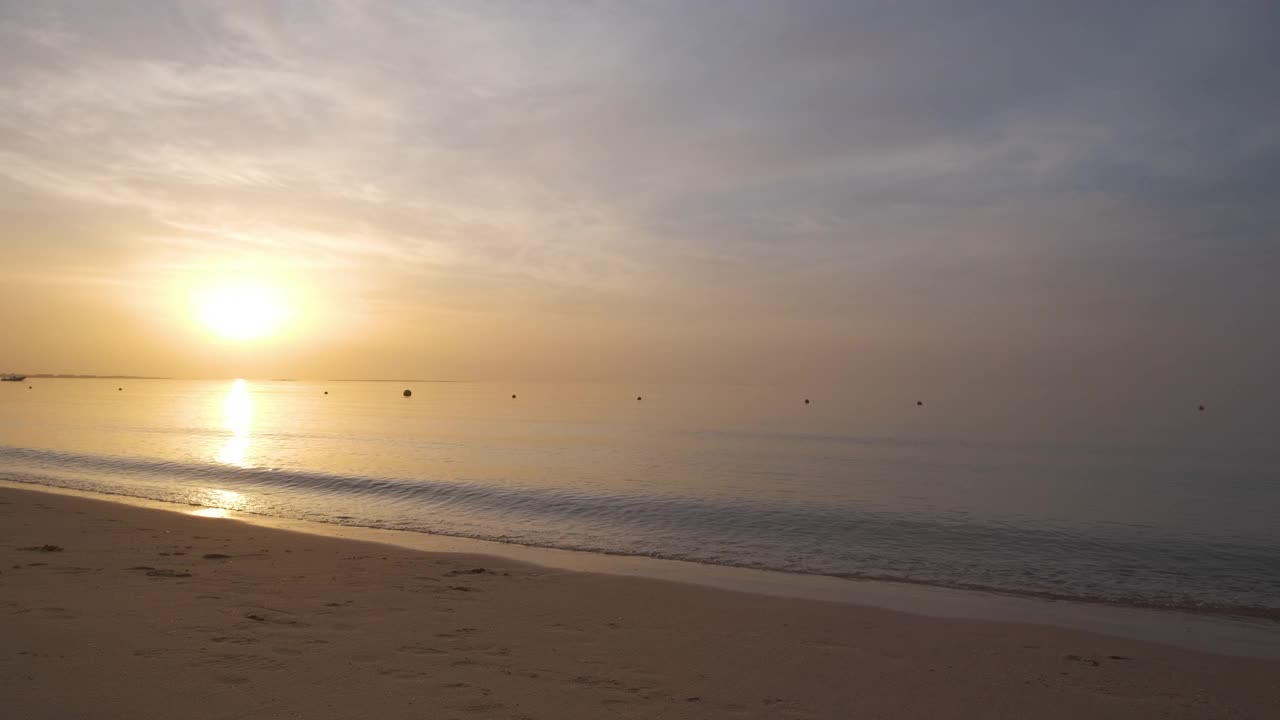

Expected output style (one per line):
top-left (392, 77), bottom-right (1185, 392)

top-left (1, 2), bottom-right (1276, 404)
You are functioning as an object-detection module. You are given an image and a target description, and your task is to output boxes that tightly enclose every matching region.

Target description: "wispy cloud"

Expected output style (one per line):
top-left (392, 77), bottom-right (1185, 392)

top-left (0, 0), bottom-right (1276, 383)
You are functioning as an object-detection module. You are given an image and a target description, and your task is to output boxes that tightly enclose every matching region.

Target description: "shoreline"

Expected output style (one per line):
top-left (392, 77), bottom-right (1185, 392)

top-left (4, 442), bottom-right (1276, 623)
top-left (3, 484), bottom-right (1278, 718)
top-left (5, 484), bottom-right (1280, 718)
top-left (3, 472), bottom-right (1276, 626)
top-left (5, 478), bottom-right (1280, 662)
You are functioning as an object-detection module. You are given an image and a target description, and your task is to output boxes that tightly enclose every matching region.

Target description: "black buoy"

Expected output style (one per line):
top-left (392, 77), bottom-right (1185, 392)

top-left (1198, 404), bottom-right (1205, 412)
top-left (403, 389), bottom-right (412, 397)
top-left (804, 398), bottom-right (810, 404)
top-left (324, 391), bottom-right (329, 395)
top-left (636, 396), bottom-right (642, 401)
top-left (118, 387), bottom-right (122, 391)
top-left (916, 400), bottom-right (923, 407)
top-left (512, 394), bottom-right (517, 399)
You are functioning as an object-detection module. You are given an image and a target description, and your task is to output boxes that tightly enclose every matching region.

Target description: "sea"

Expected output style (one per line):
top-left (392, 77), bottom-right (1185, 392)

top-left (2, 378), bottom-right (1277, 619)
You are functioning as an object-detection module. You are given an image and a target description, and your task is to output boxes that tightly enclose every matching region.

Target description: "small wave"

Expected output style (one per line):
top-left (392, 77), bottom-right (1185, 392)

top-left (3, 443), bottom-right (1278, 619)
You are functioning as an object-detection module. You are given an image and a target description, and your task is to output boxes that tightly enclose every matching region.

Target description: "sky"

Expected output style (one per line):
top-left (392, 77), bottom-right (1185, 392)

top-left (1, 1), bottom-right (1277, 398)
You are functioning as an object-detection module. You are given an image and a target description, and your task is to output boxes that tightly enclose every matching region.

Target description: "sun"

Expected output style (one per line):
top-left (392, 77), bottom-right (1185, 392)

top-left (196, 282), bottom-right (291, 341)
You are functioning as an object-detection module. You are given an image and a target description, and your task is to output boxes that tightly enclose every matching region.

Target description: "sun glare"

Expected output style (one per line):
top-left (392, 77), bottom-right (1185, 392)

top-left (197, 282), bottom-right (290, 341)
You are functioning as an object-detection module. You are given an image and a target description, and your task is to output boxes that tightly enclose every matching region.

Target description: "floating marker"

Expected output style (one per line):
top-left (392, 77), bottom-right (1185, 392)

top-left (1198, 405), bottom-right (1205, 412)
top-left (916, 401), bottom-right (923, 406)
top-left (804, 399), bottom-right (810, 405)
top-left (512, 394), bottom-right (517, 399)
top-left (403, 389), bottom-right (412, 397)
top-left (324, 391), bottom-right (329, 395)
top-left (637, 396), bottom-right (643, 401)
top-left (118, 387), bottom-right (122, 391)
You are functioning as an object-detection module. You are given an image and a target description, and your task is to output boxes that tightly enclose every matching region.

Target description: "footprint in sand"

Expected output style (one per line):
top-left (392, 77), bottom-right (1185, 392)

top-left (134, 648), bottom-right (197, 660)
top-left (398, 645), bottom-right (446, 656)
top-left (211, 636), bottom-right (259, 645)
top-left (17, 606), bottom-right (77, 620)
top-left (145, 568), bottom-right (193, 578)
top-left (48, 564), bottom-right (99, 575)
top-left (192, 653), bottom-right (285, 672)
top-left (243, 612), bottom-right (308, 627)
top-left (1064, 653), bottom-right (1132, 665)
top-left (449, 701), bottom-right (506, 713)
top-left (434, 628), bottom-right (487, 643)
top-left (18, 544), bottom-right (64, 552)
top-left (377, 667), bottom-right (430, 681)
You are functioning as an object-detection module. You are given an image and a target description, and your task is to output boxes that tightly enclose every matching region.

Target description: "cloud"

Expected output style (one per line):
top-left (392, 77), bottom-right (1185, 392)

top-left (0, 0), bottom-right (1276, 385)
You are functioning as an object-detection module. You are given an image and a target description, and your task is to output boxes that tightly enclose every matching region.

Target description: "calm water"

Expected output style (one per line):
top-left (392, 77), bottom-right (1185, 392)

top-left (1, 379), bottom-right (1277, 616)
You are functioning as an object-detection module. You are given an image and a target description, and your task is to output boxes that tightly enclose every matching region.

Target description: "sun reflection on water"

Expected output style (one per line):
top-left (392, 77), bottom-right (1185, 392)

top-left (217, 379), bottom-right (253, 467)
top-left (208, 488), bottom-right (246, 505)
top-left (188, 488), bottom-right (248, 518)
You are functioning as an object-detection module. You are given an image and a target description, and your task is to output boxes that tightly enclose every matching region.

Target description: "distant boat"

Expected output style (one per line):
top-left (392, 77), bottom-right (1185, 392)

top-left (2, 374), bottom-right (26, 382)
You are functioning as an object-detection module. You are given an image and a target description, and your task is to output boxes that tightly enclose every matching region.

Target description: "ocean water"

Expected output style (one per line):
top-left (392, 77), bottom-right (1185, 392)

top-left (2, 378), bottom-right (1277, 617)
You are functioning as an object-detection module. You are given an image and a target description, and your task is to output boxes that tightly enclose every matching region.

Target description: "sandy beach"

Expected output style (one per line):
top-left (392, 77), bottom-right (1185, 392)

top-left (1, 485), bottom-right (1276, 719)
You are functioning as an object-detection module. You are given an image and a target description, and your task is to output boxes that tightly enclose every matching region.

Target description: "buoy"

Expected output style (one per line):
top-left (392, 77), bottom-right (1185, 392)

top-left (512, 394), bottom-right (517, 399)
top-left (118, 387), bottom-right (122, 391)
top-left (403, 389), bottom-right (412, 397)
top-left (916, 401), bottom-right (923, 407)
top-left (324, 391), bottom-right (328, 395)
top-left (636, 396), bottom-right (642, 401)
top-left (804, 398), bottom-right (810, 404)
top-left (1198, 405), bottom-right (1205, 412)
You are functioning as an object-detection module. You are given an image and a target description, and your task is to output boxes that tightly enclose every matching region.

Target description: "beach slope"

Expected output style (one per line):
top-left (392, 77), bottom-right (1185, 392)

top-left (1, 486), bottom-right (1275, 719)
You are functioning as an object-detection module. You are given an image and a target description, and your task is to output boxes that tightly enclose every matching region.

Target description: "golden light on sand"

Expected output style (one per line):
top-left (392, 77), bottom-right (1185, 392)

top-left (188, 507), bottom-right (233, 519)
top-left (196, 281), bottom-right (291, 341)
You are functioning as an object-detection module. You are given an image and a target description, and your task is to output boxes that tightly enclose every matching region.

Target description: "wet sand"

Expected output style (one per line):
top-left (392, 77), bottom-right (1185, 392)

top-left (1, 485), bottom-right (1276, 719)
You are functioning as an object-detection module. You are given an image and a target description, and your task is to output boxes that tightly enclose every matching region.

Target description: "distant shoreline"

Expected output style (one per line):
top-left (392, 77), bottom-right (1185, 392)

top-left (13, 374), bottom-right (173, 380)
top-left (4, 375), bottom-right (461, 382)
